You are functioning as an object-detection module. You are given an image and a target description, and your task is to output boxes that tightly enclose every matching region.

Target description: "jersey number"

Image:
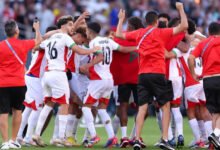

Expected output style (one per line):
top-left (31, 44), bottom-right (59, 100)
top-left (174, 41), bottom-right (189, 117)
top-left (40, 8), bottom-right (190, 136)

top-left (102, 46), bottom-right (110, 65)
top-left (47, 41), bottom-right (58, 59)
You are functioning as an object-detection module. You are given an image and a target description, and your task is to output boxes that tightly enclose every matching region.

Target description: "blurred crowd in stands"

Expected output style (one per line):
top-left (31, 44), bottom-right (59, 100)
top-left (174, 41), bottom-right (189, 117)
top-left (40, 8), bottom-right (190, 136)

top-left (0, 0), bottom-right (220, 39)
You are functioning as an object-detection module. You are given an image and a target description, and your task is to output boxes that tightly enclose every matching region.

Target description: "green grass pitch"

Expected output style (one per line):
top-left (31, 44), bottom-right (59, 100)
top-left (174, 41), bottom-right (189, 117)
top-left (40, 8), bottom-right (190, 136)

top-left (2, 117), bottom-right (195, 150)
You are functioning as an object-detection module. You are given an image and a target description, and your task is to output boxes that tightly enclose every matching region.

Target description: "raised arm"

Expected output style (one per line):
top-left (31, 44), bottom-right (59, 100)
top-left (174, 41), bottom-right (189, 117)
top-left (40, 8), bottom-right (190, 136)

top-left (115, 9), bottom-right (126, 39)
top-left (73, 11), bottom-right (90, 31)
top-left (173, 2), bottom-right (188, 35)
top-left (33, 21), bottom-right (42, 46)
top-left (72, 45), bottom-right (100, 55)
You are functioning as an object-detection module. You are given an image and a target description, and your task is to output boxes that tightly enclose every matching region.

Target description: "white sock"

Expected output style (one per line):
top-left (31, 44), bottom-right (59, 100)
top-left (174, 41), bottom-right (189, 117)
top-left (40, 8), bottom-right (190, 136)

top-left (204, 121), bottom-right (213, 137)
top-left (214, 128), bottom-right (220, 137)
top-left (130, 123), bottom-right (136, 139)
top-left (189, 119), bottom-right (201, 142)
top-left (58, 115), bottom-right (68, 139)
top-left (72, 118), bottom-right (80, 139)
top-left (156, 111), bottom-right (162, 132)
top-left (98, 109), bottom-right (115, 139)
top-left (171, 107), bottom-right (183, 136)
top-left (198, 120), bottom-right (207, 139)
top-left (82, 107), bottom-right (96, 137)
top-left (112, 115), bottom-right (120, 135)
top-left (35, 105), bottom-right (53, 136)
top-left (17, 107), bottom-right (32, 138)
top-left (24, 109), bottom-right (41, 141)
top-left (168, 123), bottom-right (174, 141)
top-left (121, 126), bottom-right (127, 138)
top-left (83, 128), bottom-right (90, 141)
top-left (52, 115), bottom-right (59, 139)
top-left (65, 114), bottom-right (76, 137)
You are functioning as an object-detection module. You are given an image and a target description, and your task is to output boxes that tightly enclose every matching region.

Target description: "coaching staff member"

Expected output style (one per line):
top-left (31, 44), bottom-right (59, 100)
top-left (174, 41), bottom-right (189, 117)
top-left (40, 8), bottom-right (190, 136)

top-left (188, 22), bottom-right (220, 149)
top-left (116, 2), bottom-right (188, 150)
top-left (0, 20), bottom-right (41, 149)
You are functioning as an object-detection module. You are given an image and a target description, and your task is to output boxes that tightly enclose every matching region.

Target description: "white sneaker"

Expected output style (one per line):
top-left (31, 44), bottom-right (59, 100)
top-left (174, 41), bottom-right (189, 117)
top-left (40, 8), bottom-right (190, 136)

top-left (32, 135), bottom-right (46, 147)
top-left (50, 138), bottom-right (63, 147)
top-left (8, 140), bottom-right (21, 149)
top-left (0, 142), bottom-right (9, 150)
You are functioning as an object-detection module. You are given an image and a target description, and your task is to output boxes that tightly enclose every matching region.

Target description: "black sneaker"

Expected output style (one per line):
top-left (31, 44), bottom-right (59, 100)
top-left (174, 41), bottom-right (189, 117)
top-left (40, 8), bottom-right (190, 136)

top-left (159, 139), bottom-right (175, 150)
top-left (133, 140), bottom-right (141, 150)
top-left (177, 135), bottom-right (184, 147)
top-left (208, 133), bottom-right (220, 149)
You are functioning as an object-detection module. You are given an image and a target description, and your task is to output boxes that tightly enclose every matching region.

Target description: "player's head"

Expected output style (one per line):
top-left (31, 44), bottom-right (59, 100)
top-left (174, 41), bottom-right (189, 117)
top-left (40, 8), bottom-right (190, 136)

top-left (57, 15), bottom-right (74, 35)
top-left (45, 25), bottom-right (58, 33)
top-left (86, 22), bottom-right (101, 40)
top-left (168, 17), bottom-right (180, 27)
top-left (158, 13), bottom-right (170, 27)
top-left (127, 16), bottom-right (144, 31)
top-left (4, 20), bottom-right (19, 38)
top-left (208, 22), bottom-right (220, 36)
top-left (72, 27), bottom-right (87, 45)
top-left (145, 11), bottom-right (158, 26)
top-left (187, 19), bottom-right (196, 35)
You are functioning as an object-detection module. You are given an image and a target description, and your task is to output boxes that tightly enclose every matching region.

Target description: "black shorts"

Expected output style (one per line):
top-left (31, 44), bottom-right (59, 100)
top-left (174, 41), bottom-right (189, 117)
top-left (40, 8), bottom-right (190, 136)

top-left (118, 84), bottom-right (138, 104)
top-left (137, 73), bottom-right (173, 106)
top-left (203, 76), bottom-right (220, 113)
top-left (0, 86), bottom-right (26, 114)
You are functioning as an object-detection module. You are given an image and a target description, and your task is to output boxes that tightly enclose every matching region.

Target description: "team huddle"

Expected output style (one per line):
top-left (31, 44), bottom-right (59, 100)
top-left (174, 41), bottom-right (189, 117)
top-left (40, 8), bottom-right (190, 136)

top-left (1, 2), bottom-right (220, 150)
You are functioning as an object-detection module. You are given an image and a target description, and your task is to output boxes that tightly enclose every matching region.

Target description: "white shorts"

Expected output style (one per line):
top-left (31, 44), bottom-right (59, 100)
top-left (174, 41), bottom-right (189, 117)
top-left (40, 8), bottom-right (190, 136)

top-left (69, 73), bottom-right (89, 101)
top-left (83, 79), bottom-right (113, 106)
top-left (170, 76), bottom-right (183, 105)
top-left (184, 81), bottom-right (206, 109)
top-left (42, 71), bottom-right (70, 104)
top-left (24, 75), bottom-right (44, 110)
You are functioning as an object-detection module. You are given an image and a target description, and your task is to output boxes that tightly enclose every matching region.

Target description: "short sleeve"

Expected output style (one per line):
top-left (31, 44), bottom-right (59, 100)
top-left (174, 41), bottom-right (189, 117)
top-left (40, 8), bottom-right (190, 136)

top-left (109, 39), bottom-right (120, 51)
top-left (191, 43), bottom-right (203, 58)
top-left (39, 40), bottom-right (48, 49)
top-left (22, 39), bottom-right (35, 53)
top-left (65, 35), bottom-right (75, 49)
top-left (160, 28), bottom-right (174, 43)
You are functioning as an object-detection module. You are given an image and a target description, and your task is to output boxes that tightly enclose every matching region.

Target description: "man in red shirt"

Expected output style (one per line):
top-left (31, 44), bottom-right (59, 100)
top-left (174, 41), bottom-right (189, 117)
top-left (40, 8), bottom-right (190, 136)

top-left (115, 2), bottom-right (188, 150)
top-left (0, 20), bottom-right (41, 149)
top-left (188, 22), bottom-right (220, 149)
top-left (110, 16), bottom-right (143, 148)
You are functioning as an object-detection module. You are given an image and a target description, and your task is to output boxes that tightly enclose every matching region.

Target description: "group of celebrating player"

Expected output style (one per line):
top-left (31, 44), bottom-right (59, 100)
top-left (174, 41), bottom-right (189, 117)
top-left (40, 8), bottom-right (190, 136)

top-left (1, 1), bottom-right (220, 150)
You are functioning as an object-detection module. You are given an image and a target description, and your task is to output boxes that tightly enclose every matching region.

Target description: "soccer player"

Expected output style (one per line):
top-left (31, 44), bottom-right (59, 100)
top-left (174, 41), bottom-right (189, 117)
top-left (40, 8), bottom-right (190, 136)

top-left (115, 2), bottom-right (188, 150)
top-left (65, 27), bottom-right (88, 146)
top-left (80, 22), bottom-right (136, 148)
top-left (110, 16), bottom-right (144, 148)
top-left (0, 20), bottom-right (41, 149)
top-left (188, 22), bottom-right (220, 150)
top-left (32, 15), bottom-right (100, 147)
top-left (16, 25), bottom-right (58, 147)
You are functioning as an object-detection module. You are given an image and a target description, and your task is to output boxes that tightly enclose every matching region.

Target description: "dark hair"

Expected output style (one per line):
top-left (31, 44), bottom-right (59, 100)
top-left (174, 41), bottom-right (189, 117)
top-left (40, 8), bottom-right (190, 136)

top-left (128, 16), bottom-right (144, 30)
top-left (158, 21), bottom-right (167, 28)
top-left (158, 13), bottom-right (170, 21)
top-left (168, 17), bottom-right (180, 27)
top-left (208, 22), bottom-right (220, 35)
top-left (75, 27), bottom-right (87, 38)
top-left (57, 15), bottom-right (73, 29)
top-left (46, 25), bottom-right (58, 33)
top-left (87, 22), bottom-right (101, 34)
top-left (187, 19), bottom-right (196, 35)
top-left (145, 11), bottom-right (158, 25)
top-left (4, 20), bottom-right (17, 37)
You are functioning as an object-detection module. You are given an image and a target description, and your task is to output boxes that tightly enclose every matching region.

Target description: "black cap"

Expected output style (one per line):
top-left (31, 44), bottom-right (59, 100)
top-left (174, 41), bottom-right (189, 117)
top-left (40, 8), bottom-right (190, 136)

top-left (87, 22), bottom-right (101, 34)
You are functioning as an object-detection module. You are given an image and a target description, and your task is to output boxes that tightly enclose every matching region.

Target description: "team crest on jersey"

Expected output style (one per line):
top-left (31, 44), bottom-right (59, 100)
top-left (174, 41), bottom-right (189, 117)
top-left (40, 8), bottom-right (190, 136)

top-left (129, 52), bottom-right (138, 62)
